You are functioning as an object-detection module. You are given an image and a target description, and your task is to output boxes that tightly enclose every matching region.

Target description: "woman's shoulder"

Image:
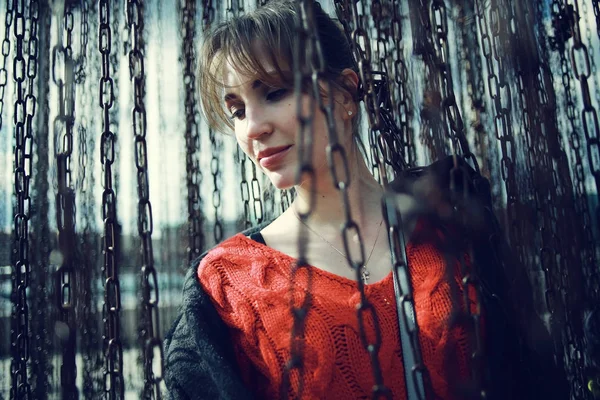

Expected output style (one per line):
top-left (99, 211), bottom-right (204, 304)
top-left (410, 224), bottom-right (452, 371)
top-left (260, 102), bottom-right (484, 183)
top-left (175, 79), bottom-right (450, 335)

top-left (199, 233), bottom-right (258, 275)
top-left (197, 229), bottom-right (285, 288)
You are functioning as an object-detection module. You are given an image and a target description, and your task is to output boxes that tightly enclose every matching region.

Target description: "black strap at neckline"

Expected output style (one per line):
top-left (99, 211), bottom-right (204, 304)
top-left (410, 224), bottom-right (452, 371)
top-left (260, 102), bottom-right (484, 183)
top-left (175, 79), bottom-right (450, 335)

top-left (249, 231), bottom-right (266, 245)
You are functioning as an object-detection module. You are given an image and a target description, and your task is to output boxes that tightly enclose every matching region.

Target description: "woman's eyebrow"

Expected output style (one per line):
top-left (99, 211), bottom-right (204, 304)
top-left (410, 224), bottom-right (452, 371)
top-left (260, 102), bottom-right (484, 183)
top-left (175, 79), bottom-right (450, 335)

top-left (223, 79), bottom-right (269, 102)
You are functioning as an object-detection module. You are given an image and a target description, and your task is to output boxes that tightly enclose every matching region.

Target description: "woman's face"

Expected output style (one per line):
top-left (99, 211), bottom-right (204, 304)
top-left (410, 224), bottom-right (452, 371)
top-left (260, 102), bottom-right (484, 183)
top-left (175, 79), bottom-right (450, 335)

top-left (222, 49), bottom-right (355, 190)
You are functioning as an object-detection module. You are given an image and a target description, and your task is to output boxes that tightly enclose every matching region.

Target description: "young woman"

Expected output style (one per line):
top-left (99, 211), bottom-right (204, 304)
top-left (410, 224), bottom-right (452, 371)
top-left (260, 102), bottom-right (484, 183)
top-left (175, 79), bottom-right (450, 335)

top-left (164, 1), bottom-right (565, 399)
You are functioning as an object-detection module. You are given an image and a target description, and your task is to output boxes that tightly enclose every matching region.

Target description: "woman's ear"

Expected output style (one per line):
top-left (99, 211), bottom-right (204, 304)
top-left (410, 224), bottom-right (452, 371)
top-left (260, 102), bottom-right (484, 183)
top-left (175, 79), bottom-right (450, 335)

top-left (338, 68), bottom-right (359, 119)
top-left (340, 68), bottom-right (359, 103)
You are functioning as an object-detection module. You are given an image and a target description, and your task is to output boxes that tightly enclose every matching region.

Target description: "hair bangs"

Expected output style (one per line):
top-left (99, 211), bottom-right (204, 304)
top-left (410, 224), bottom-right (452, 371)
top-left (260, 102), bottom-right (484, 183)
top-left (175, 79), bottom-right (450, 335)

top-left (198, 6), bottom-right (296, 133)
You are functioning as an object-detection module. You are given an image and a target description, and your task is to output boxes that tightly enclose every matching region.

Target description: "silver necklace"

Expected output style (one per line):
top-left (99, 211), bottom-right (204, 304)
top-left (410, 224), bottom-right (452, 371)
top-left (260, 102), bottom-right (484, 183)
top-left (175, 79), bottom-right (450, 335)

top-left (292, 209), bottom-right (384, 284)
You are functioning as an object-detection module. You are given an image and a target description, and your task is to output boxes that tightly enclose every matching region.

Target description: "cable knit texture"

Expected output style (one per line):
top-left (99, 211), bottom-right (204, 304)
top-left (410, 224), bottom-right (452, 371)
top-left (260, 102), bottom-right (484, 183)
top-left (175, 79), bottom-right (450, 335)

top-left (198, 226), bottom-right (478, 399)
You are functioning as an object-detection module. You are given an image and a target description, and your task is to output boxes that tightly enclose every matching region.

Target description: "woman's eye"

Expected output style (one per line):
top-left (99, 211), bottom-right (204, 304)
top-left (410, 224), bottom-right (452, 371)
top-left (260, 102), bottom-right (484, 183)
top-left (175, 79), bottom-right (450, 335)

top-left (266, 88), bottom-right (288, 101)
top-left (229, 107), bottom-right (245, 120)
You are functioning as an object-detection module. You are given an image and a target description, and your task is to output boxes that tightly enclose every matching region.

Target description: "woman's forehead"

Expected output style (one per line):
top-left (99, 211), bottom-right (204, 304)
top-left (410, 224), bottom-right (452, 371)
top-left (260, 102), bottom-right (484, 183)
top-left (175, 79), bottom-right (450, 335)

top-left (221, 50), bottom-right (290, 91)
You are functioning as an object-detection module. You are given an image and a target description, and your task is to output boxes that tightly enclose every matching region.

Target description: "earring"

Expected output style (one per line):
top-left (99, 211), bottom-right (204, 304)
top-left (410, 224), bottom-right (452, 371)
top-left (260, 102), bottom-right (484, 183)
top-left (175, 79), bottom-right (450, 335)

top-left (348, 110), bottom-right (353, 116)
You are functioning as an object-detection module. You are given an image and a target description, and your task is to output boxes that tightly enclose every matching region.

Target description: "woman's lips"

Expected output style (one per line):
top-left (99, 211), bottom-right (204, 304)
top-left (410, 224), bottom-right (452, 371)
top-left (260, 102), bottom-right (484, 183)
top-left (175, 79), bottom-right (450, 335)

top-left (259, 145), bottom-right (293, 169)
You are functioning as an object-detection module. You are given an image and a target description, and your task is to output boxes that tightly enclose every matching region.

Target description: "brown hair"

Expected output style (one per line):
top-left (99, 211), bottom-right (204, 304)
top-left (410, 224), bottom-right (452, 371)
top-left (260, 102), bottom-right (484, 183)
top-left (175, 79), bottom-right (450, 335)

top-left (198, 0), bottom-right (360, 134)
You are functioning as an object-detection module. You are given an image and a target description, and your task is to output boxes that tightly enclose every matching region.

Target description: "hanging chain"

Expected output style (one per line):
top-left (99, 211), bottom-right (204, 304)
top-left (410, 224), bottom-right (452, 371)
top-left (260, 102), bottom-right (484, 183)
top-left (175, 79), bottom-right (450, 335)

top-left (335, 0), bottom-right (406, 183)
top-left (407, 0), bottom-right (446, 161)
top-left (0, 0), bottom-right (13, 133)
top-left (126, 1), bottom-right (164, 397)
top-left (238, 147), bottom-right (252, 228)
top-left (280, 1), bottom-right (318, 397)
top-left (390, 0), bottom-right (416, 167)
top-left (77, 0), bottom-right (90, 192)
top-left (475, 0), bottom-right (519, 241)
top-left (99, 0), bottom-right (125, 397)
top-left (566, 0), bottom-right (600, 303)
top-left (180, 0), bottom-right (205, 262)
top-left (250, 162), bottom-right (263, 223)
top-left (592, 0), bottom-right (600, 40)
top-left (430, 0), bottom-right (478, 171)
top-left (428, 1), bottom-right (485, 397)
top-left (581, 0), bottom-right (600, 304)
top-left (52, 2), bottom-right (79, 398)
top-left (209, 134), bottom-right (223, 244)
top-left (77, 1), bottom-right (98, 397)
top-left (11, 0), bottom-right (38, 398)
top-left (459, 0), bottom-right (492, 180)
top-left (202, 0), bottom-right (215, 32)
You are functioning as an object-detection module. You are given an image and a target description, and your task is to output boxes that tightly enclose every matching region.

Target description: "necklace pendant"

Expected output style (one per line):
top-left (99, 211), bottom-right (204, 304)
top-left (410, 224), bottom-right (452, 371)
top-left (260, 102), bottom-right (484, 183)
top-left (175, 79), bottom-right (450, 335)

top-left (361, 268), bottom-right (370, 285)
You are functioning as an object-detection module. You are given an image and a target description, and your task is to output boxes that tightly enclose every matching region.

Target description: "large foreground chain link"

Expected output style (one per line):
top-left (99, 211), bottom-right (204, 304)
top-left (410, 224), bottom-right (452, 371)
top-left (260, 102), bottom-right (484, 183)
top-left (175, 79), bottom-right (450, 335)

top-left (126, 1), bottom-right (164, 397)
top-left (280, 2), bottom-right (316, 397)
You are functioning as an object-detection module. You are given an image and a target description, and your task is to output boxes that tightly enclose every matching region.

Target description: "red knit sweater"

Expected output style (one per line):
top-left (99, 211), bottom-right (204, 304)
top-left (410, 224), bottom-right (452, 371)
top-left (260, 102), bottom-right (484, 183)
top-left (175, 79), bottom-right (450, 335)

top-left (198, 229), bottom-right (479, 399)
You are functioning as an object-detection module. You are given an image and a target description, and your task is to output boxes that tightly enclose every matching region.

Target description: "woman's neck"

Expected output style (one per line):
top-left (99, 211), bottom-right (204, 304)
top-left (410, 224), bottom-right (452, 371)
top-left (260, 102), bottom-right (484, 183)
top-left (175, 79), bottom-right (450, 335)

top-left (292, 148), bottom-right (383, 229)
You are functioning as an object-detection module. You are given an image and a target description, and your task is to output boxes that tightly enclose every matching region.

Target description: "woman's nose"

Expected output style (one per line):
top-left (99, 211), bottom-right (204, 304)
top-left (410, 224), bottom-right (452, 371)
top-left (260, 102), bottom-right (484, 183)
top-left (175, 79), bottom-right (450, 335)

top-left (244, 108), bottom-right (273, 141)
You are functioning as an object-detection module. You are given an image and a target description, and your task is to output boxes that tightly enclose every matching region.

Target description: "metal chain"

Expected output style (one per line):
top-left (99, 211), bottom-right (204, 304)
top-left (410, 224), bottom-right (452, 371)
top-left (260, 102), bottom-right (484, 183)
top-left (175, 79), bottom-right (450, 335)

top-left (474, 0), bottom-right (519, 245)
top-left (250, 162), bottom-right (263, 224)
top-left (430, 0), bottom-right (478, 172)
top-left (458, 0), bottom-right (490, 178)
top-left (592, 0), bottom-right (600, 40)
top-left (0, 0), bottom-right (14, 134)
top-left (180, 0), bottom-right (205, 262)
top-left (52, 2), bottom-right (78, 398)
top-left (280, 189), bottom-right (291, 213)
top-left (11, 0), bottom-right (37, 397)
top-left (209, 133), bottom-right (223, 244)
top-left (28, 1), bottom-right (52, 397)
top-left (202, 0), bottom-right (215, 32)
top-left (581, 0), bottom-right (600, 303)
top-left (200, 0), bottom-right (223, 245)
top-left (335, 0), bottom-right (405, 183)
top-left (126, 1), bottom-right (164, 397)
top-left (566, 0), bottom-right (600, 304)
top-left (77, 1), bottom-right (99, 397)
top-left (280, 1), bottom-right (316, 397)
top-left (77, 0), bottom-right (90, 190)
top-left (427, 2), bottom-right (485, 396)
top-left (238, 147), bottom-right (252, 229)
top-left (303, 1), bottom-right (393, 398)
top-left (390, 0), bottom-right (416, 167)
top-left (99, 0), bottom-right (125, 397)
top-left (407, 0), bottom-right (446, 161)
top-left (561, 1), bottom-right (599, 397)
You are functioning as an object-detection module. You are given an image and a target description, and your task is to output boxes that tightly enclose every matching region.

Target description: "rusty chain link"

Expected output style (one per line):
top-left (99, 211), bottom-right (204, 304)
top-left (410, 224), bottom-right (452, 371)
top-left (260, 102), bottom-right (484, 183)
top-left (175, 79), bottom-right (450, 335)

top-left (99, 0), bottom-right (125, 397)
top-left (126, 0), bottom-right (164, 397)
top-left (180, 0), bottom-right (206, 263)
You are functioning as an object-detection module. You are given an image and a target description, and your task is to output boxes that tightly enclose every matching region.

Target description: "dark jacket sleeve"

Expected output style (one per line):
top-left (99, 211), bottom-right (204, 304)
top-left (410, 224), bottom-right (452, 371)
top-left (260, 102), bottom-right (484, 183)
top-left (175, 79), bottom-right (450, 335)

top-left (164, 222), bottom-right (271, 400)
top-left (391, 156), bottom-right (569, 400)
top-left (163, 259), bottom-right (255, 400)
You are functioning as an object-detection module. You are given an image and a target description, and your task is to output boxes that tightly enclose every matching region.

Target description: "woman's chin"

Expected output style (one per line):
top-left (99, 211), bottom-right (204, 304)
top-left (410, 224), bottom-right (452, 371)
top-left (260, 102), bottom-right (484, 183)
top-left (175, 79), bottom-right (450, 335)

top-left (266, 172), bottom-right (296, 191)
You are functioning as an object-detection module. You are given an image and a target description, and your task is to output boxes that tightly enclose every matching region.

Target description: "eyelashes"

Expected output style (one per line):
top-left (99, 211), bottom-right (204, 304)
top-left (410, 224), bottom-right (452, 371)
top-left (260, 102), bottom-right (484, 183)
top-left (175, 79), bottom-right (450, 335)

top-left (228, 88), bottom-right (290, 121)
